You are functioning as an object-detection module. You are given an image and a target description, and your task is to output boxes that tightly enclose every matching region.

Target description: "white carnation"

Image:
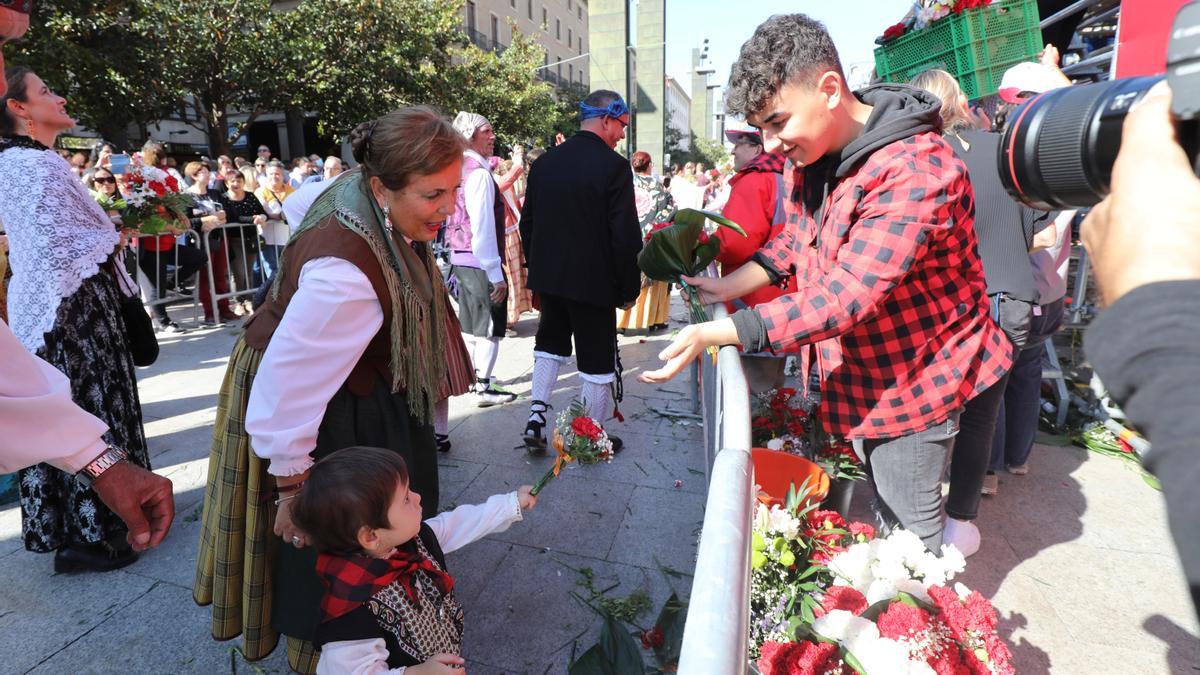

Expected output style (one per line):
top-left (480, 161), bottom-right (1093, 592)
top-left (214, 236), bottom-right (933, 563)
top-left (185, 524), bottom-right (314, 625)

top-left (938, 544), bottom-right (966, 580)
top-left (766, 437), bottom-right (784, 451)
top-left (894, 577), bottom-right (931, 603)
top-left (828, 543), bottom-right (872, 589)
top-left (914, 552), bottom-right (948, 587)
top-left (865, 578), bottom-right (898, 605)
top-left (767, 505), bottom-right (801, 539)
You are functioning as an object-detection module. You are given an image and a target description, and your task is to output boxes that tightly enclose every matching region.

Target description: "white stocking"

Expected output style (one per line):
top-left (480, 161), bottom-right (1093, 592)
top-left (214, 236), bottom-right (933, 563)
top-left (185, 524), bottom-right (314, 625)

top-left (434, 398), bottom-right (449, 436)
top-left (581, 379), bottom-right (614, 425)
top-left (529, 353), bottom-right (564, 420)
top-left (474, 337), bottom-right (500, 383)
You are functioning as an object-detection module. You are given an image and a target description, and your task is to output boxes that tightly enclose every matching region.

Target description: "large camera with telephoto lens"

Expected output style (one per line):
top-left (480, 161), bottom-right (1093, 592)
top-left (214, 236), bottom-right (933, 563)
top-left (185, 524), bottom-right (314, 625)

top-left (999, 1), bottom-right (1200, 210)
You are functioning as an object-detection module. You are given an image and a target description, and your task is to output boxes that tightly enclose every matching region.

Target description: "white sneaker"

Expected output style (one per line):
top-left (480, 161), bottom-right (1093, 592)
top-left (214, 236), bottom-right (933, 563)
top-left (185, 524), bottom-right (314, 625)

top-left (943, 518), bottom-right (981, 557)
top-left (476, 385), bottom-right (517, 407)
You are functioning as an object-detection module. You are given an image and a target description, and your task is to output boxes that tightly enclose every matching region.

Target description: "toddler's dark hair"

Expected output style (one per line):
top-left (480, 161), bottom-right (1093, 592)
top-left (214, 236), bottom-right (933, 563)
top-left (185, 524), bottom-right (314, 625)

top-left (290, 447), bottom-right (410, 555)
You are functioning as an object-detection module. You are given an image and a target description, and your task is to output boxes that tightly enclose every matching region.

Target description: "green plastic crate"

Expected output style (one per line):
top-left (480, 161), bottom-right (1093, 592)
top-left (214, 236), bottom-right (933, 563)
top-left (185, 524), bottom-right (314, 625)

top-left (874, 0), bottom-right (1042, 99)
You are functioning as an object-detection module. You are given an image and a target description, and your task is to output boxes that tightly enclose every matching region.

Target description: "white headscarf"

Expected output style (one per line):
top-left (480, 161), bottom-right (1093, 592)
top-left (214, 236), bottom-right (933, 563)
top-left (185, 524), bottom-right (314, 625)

top-left (452, 111), bottom-right (490, 140)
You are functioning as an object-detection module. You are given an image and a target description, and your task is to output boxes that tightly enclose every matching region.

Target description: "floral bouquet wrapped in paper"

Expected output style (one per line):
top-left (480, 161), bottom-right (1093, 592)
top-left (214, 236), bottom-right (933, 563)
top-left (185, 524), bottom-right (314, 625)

top-left (638, 208), bottom-right (745, 324)
top-left (96, 164), bottom-right (192, 236)
top-left (529, 399), bottom-right (615, 496)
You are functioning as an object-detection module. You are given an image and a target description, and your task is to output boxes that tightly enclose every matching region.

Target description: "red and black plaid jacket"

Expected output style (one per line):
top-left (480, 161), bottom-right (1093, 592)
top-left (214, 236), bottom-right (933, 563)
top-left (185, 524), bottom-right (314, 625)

top-left (744, 131), bottom-right (1013, 439)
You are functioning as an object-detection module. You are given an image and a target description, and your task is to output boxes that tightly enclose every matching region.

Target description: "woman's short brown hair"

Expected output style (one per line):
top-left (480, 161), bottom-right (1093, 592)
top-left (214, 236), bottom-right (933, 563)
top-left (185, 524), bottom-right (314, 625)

top-left (349, 106), bottom-right (466, 190)
top-left (290, 447), bottom-right (410, 555)
top-left (630, 151), bottom-right (652, 174)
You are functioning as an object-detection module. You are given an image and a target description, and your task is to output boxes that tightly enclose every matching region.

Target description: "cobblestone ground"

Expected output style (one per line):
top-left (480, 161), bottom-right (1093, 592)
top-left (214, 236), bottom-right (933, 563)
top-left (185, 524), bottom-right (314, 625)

top-left (1, 297), bottom-right (1197, 673)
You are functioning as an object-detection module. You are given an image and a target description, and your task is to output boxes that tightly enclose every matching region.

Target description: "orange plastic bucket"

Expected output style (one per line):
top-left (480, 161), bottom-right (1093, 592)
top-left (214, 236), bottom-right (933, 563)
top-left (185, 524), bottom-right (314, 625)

top-left (752, 448), bottom-right (830, 508)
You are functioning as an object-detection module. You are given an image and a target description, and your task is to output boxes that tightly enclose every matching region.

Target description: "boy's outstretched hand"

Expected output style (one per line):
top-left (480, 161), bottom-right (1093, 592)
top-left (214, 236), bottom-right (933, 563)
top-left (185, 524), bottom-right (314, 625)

top-left (410, 653), bottom-right (465, 674)
top-left (517, 485), bottom-right (538, 511)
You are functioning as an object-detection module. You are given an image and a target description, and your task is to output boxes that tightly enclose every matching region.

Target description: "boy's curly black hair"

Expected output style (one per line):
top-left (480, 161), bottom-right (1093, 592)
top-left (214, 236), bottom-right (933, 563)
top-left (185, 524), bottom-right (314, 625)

top-left (725, 14), bottom-right (846, 119)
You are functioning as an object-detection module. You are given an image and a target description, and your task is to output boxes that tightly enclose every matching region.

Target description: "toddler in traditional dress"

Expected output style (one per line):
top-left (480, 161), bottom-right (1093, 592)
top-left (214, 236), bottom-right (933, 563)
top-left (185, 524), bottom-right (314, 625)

top-left (291, 446), bottom-right (538, 674)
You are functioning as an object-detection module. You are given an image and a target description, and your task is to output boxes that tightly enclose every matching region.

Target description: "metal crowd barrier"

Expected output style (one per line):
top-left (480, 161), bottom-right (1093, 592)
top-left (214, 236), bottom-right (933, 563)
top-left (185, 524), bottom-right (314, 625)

top-left (200, 221), bottom-right (265, 320)
top-left (124, 230), bottom-right (202, 325)
top-left (679, 302), bottom-right (754, 674)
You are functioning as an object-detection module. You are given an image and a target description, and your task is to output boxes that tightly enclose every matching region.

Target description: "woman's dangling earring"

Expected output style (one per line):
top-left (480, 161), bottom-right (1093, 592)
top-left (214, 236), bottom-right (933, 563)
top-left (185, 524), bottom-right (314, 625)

top-left (380, 202), bottom-right (392, 231)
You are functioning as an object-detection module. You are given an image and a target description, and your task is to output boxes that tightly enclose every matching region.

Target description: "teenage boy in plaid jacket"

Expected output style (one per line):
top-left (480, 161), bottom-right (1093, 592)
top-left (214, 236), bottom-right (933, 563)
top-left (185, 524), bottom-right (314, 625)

top-left (641, 14), bottom-right (1012, 553)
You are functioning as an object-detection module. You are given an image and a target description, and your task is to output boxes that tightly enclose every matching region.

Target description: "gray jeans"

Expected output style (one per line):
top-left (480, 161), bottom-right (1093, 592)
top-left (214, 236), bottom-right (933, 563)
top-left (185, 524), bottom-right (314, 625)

top-left (854, 410), bottom-right (961, 553)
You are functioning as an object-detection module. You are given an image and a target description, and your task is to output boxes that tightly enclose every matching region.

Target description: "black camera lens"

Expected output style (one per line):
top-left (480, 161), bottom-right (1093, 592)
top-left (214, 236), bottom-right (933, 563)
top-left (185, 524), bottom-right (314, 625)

top-left (999, 75), bottom-right (1164, 211)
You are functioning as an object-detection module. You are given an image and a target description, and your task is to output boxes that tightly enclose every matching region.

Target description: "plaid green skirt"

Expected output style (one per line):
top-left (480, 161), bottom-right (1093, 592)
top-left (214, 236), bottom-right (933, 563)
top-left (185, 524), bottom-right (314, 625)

top-left (191, 338), bottom-right (283, 660)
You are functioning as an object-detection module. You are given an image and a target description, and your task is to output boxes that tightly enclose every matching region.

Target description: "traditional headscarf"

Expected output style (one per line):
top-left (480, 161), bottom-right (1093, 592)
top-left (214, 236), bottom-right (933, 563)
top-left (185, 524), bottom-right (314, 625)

top-left (452, 111), bottom-right (490, 141)
top-left (579, 97), bottom-right (629, 121)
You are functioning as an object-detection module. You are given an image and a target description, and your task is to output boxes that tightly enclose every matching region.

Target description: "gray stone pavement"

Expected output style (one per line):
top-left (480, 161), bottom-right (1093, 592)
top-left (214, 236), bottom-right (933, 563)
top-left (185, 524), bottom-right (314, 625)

top-left (1, 298), bottom-right (1198, 673)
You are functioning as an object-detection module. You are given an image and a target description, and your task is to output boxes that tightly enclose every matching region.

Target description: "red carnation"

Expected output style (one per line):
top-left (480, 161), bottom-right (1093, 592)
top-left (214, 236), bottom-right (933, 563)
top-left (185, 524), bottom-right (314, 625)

top-left (164, 175), bottom-right (179, 192)
top-left (148, 181), bottom-right (167, 197)
top-left (757, 640), bottom-right (844, 675)
top-left (639, 627), bottom-right (664, 650)
top-left (848, 522), bottom-right (875, 541)
top-left (819, 585), bottom-right (868, 617)
top-left (697, 230), bottom-right (710, 244)
top-left (882, 21), bottom-right (906, 41)
top-left (808, 509), bottom-right (846, 532)
top-left (571, 416), bottom-right (603, 441)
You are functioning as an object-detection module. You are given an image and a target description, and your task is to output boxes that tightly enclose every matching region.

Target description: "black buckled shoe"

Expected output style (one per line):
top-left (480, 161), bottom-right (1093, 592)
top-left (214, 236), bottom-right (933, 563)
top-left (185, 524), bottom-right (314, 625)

top-left (54, 540), bottom-right (139, 574)
top-left (435, 433), bottom-right (452, 454)
top-left (609, 434), bottom-right (624, 455)
top-left (523, 401), bottom-right (550, 455)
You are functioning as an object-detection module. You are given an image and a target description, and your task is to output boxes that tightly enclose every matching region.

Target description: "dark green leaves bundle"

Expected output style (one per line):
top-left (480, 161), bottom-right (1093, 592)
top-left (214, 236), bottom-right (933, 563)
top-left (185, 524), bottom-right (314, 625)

top-left (638, 209), bottom-right (746, 282)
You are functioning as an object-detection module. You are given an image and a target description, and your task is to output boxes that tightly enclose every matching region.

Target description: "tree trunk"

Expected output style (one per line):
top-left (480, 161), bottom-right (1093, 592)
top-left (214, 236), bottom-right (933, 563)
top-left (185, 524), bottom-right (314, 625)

top-left (207, 104), bottom-right (231, 158)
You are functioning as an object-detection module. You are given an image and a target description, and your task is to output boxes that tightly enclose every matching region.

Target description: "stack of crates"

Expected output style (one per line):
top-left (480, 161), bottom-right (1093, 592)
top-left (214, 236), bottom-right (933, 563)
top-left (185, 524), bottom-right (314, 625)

top-left (874, 0), bottom-right (1042, 99)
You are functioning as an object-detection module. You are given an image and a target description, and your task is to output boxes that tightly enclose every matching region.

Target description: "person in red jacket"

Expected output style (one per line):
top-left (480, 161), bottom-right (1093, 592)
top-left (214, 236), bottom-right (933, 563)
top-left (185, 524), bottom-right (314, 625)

top-left (714, 128), bottom-right (791, 311)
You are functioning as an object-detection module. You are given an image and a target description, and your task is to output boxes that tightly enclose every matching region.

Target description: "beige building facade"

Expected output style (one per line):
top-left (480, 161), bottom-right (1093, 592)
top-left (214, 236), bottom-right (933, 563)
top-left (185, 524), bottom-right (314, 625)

top-left (464, 0), bottom-right (590, 89)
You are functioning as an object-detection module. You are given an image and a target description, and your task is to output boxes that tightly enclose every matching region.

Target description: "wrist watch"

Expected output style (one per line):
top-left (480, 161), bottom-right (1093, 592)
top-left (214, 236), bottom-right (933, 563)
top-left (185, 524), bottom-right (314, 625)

top-left (76, 445), bottom-right (129, 488)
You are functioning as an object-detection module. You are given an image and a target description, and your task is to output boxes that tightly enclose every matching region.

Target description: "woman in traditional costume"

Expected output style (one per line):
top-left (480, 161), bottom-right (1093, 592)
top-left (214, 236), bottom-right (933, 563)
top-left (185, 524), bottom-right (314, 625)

top-left (193, 107), bottom-right (474, 674)
top-left (0, 66), bottom-right (151, 573)
top-left (618, 151), bottom-right (676, 333)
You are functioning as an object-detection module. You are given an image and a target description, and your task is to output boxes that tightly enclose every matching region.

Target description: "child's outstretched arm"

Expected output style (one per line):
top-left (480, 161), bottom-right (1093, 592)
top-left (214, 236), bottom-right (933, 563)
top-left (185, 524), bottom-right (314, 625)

top-left (426, 486), bottom-right (538, 554)
top-left (318, 638), bottom-right (464, 674)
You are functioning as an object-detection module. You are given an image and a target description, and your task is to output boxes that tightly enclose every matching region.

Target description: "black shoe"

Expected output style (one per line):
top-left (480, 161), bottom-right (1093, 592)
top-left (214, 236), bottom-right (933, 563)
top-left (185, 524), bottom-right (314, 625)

top-left (54, 541), bottom-right (139, 574)
top-left (436, 433), bottom-right (451, 453)
top-left (523, 400), bottom-right (550, 455)
top-left (609, 434), bottom-right (624, 455)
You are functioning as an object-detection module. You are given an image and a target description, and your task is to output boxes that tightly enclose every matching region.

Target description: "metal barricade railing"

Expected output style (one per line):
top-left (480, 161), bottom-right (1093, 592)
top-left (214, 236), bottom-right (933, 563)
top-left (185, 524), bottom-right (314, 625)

top-left (679, 302), bottom-right (755, 674)
top-left (125, 230), bottom-right (203, 326)
top-left (201, 221), bottom-right (265, 321)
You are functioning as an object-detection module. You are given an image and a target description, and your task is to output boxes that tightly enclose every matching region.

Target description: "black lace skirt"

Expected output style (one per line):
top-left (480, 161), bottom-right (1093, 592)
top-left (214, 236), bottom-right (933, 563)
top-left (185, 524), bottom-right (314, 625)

top-left (18, 270), bottom-right (151, 552)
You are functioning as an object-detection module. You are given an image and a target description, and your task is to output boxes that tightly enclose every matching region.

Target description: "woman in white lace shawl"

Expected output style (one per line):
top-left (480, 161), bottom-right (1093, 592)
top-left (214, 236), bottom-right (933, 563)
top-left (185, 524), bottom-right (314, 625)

top-left (0, 66), bottom-right (151, 573)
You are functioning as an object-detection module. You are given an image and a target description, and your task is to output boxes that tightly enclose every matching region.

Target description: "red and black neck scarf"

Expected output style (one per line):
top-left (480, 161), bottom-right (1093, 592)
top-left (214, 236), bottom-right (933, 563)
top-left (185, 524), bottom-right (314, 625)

top-left (315, 548), bottom-right (456, 623)
top-left (740, 150), bottom-right (786, 176)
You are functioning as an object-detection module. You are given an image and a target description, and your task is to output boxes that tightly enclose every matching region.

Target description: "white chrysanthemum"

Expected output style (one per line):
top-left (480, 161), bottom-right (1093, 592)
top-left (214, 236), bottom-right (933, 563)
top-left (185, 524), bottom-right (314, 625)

top-left (887, 529), bottom-right (930, 566)
top-left (127, 194), bottom-right (147, 207)
top-left (766, 437), bottom-right (784, 451)
top-left (141, 166), bottom-right (167, 181)
top-left (914, 552), bottom-right (948, 587)
top-left (828, 542), bottom-right (873, 589)
top-left (853, 635), bottom-right (929, 675)
top-left (767, 505), bottom-right (800, 539)
top-left (870, 549), bottom-right (909, 584)
top-left (938, 544), bottom-right (966, 580)
top-left (865, 578), bottom-right (898, 605)
top-left (954, 582), bottom-right (972, 600)
top-left (814, 609), bottom-right (879, 647)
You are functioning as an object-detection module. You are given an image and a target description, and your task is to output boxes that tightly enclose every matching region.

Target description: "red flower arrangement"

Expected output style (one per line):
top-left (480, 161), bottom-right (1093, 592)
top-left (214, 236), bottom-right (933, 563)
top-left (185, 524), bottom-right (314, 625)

top-left (881, 21), bottom-right (907, 41)
top-left (570, 416), bottom-right (603, 441)
top-left (758, 640), bottom-right (847, 675)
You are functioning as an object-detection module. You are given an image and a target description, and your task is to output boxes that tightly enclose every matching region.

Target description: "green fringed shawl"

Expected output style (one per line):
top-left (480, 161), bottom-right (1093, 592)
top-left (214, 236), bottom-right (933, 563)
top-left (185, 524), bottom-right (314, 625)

top-left (271, 171), bottom-right (448, 422)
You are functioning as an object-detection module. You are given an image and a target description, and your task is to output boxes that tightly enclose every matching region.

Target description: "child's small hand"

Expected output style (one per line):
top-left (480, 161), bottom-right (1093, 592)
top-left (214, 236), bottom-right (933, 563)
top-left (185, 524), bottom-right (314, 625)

top-left (517, 485), bottom-right (538, 511)
top-left (409, 653), bottom-right (465, 674)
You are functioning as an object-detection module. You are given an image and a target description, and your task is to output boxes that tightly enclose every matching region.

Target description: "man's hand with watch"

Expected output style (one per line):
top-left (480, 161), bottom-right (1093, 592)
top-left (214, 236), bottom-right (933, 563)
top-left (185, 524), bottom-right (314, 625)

top-left (77, 446), bottom-right (176, 551)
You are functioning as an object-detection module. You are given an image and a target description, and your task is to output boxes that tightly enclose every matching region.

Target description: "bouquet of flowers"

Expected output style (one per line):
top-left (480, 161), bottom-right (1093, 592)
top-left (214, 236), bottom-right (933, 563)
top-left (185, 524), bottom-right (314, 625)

top-left (638, 208), bottom-right (746, 325)
top-left (754, 522), bottom-right (1014, 675)
top-left (529, 399), bottom-right (615, 496)
top-left (876, 0), bottom-right (994, 43)
top-left (97, 164), bottom-right (192, 236)
top-left (754, 388), bottom-right (866, 483)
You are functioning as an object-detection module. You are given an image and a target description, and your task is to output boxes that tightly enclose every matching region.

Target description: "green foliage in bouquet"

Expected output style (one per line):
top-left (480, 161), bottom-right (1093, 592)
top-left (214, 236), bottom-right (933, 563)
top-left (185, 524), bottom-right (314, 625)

top-left (638, 208), bottom-right (746, 325)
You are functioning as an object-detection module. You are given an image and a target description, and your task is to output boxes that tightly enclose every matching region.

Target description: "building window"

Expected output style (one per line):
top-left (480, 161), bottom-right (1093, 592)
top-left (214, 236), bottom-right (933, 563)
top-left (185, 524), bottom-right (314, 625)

top-left (509, 0), bottom-right (515, 7)
top-left (556, 18), bottom-right (561, 41)
top-left (466, 1), bottom-right (476, 34)
top-left (578, 36), bottom-right (582, 55)
top-left (567, 0), bottom-right (572, 8)
top-left (527, 0), bottom-right (532, 20)
top-left (577, 5), bottom-right (582, 20)
top-left (556, 58), bottom-right (562, 79)
top-left (490, 14), bottom-right (499, 47)
top-left (542, 7), bottom-right (547, 29)
top-left (568, 64), bottom-right (573, 82)
top-left (568, 28), bottom-right (572, 47)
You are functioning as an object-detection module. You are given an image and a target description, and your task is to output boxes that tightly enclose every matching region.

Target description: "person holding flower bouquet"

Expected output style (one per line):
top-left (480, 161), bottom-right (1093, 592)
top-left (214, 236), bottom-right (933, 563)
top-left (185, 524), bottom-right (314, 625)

top-left (0, 65), bottom-right (153, 573)
top-left (640, 15), bottom-right (1012, 555)
top-left (291, 447), bottom-right (537, 674)
top-left (618, 150), bottom-right (676, 333)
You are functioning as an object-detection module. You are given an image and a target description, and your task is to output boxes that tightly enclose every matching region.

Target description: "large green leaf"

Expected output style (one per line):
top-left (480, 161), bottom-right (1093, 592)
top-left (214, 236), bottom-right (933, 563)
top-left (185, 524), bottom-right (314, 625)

top-left (651, 593), bottom-right (688, 670)
top-left (568, 644), bottom-right (616, 675)
top-left (601, 613), bottom-right (647, 674)
top-left (638, 209), bottom-right (747, 282)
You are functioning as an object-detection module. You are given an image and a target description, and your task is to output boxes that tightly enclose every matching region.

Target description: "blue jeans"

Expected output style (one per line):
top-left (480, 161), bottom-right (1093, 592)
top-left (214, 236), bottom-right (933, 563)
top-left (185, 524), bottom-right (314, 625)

top-left (990, 298), bottom-right (1065, 471)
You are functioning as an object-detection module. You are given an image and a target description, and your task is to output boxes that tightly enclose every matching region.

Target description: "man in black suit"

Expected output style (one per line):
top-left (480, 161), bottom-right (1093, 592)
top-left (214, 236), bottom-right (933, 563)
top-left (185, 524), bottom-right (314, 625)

top-left (519, 90), bottom-right (642, 452)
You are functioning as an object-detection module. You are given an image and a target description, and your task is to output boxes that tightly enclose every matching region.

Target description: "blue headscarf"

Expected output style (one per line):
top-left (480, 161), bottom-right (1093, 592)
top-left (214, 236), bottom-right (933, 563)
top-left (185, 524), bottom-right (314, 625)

top-left (579, 97), bottom-right (629, 121)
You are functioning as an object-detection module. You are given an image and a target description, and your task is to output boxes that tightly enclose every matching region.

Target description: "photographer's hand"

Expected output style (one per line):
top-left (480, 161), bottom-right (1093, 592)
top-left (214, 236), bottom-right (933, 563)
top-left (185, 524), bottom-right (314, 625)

top-left (1083, 82), bottom-right (1200, 305)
